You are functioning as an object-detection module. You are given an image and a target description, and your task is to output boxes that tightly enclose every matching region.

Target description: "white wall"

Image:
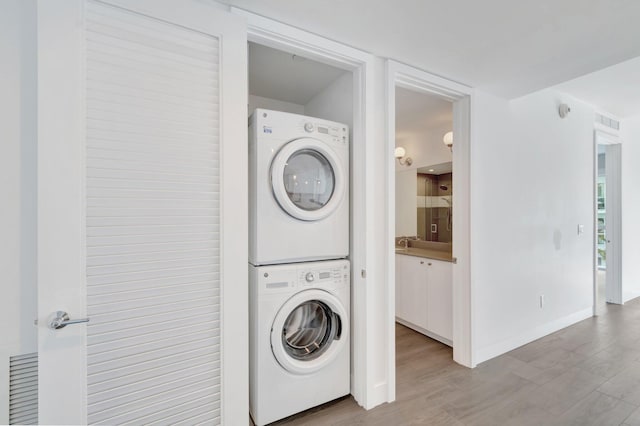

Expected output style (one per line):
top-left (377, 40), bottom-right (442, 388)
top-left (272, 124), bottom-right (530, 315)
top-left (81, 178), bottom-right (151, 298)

top-left (395, 121), bottom-right (452, 172)
top-left (0, 0), bottom-right (37, 422)
top-left (621, 114), bottom-right (640, 302)
top-left (248, 94), bottom-right (304, 115)
top-left (304, 72), bottom-right (353, 128)
top-left (395, 170), bottom-right (417, 236)
top-left (471, 89), bottom-right (595, 363)
top-left (249, 72), bottom-right (352, 122)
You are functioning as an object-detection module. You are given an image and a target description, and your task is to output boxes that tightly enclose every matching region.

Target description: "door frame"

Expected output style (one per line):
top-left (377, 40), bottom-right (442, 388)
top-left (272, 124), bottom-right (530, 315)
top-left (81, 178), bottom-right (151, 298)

top-left (230, 8), bottom-right (379, 408)
top-left (385, 60), bottom-right (474, 400)
top-left (593, 128), bottom-right (623, 312)
top-left (37, 0), bottom-right (247, 423)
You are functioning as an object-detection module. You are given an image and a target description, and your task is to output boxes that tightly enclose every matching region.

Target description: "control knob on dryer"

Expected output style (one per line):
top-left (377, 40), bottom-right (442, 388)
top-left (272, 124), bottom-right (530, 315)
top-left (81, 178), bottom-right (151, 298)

top-left (304, 122), bottom-right (315, 133)
top-left (305, 272), bottom-right (315, 283)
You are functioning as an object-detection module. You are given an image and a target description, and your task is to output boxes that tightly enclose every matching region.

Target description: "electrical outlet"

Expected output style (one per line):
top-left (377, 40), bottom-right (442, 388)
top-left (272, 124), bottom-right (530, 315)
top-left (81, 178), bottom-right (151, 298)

top-left (540, 295), bottom-right (545, 309)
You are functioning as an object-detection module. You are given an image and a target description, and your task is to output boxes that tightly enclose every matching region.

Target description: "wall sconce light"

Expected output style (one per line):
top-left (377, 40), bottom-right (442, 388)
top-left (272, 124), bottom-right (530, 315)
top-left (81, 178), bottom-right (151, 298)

top-left (443, 131), bottom-right (453, 151)
top-left (394, 146), bottom-right (412, 166)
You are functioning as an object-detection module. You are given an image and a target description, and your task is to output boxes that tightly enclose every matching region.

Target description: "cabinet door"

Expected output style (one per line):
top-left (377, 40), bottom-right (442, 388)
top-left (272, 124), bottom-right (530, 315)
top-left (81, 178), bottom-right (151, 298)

top-left (396, 255), bottom-right (428, 330)
top-left (426, 260), bottom-right (453, 340)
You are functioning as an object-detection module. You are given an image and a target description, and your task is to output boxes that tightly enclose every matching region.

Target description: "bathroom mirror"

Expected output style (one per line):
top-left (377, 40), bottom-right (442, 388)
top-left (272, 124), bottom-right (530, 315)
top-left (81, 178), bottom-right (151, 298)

top-left (416, 162), bottom-right (452, 242)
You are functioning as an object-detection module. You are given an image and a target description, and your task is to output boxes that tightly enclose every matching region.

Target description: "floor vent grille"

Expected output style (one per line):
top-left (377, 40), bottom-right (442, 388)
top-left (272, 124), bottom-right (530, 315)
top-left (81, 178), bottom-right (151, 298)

top-left (9, 352), bottom-right (38, 425)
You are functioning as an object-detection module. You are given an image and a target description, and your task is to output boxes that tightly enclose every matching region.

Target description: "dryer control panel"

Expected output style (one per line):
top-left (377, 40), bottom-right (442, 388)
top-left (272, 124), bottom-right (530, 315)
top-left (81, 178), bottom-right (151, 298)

top-left (301, 119), bottom-right (348, 146)
top-left (250, 108), bottom-right (349, 148)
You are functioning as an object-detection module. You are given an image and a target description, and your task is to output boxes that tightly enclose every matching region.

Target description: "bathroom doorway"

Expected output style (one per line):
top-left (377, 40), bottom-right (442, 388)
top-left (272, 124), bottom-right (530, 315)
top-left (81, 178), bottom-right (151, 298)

top-left (385, 60), bottom-right (473, 402)
top-left (393, 87), bottom-right (454, 347)
top-left (594, 130), bottom-right (622, 312)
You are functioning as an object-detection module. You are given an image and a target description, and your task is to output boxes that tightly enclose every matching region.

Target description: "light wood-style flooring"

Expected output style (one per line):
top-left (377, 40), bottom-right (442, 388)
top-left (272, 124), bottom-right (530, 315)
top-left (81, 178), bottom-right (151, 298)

top-left (271, 296), bottom-right (640, 425)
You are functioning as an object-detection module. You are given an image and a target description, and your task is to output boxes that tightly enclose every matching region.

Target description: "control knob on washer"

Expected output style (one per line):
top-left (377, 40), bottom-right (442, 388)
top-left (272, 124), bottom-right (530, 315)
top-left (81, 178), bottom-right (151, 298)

top-left (305, 272), bottom-right (315, 283)
top-left (304, 122), bottom-right (314, 133)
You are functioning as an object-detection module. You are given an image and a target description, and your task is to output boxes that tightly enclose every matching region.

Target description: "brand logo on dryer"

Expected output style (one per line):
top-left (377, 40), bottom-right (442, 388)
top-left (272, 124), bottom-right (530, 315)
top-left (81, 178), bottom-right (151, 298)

top-left (263, 126), bottom-right (273, 134)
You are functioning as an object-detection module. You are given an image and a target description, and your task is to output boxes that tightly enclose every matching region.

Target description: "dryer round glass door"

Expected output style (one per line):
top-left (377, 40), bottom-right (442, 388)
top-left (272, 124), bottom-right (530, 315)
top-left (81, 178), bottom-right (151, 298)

top-left (271, 138), bottom-right (345, 221)
top-left (283, 149), bottom-right (335, 212)
top-left (271, 289), bottom-right (348, 375)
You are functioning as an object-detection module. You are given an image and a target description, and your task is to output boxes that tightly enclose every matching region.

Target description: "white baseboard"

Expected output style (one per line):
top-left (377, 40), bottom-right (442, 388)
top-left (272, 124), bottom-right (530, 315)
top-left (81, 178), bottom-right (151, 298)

top-left (358, 381), bottom-right (390, 410)
top-left (475, 307), bottom-right (593, 364)
top-left (624, 291), bottom-right (640, 304)
top-left (395, 318), bottom-right (453, 347)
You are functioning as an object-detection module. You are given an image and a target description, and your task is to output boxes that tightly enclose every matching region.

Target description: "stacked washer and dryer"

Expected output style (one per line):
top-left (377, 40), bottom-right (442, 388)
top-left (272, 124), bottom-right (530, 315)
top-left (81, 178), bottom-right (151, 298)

top-left (248, 109), bottom-right (351, 425)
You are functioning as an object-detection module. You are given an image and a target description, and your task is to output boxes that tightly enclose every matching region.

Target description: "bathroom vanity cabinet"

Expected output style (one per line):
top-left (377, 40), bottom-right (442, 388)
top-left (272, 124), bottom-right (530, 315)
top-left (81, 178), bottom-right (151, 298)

top-left (395, 254), bottom-right (452, 346)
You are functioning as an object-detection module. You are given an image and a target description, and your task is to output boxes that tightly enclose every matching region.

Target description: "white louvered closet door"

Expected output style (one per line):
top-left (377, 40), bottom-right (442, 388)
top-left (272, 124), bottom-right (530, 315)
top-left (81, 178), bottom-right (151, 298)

top-left (37, 1), bottom-right (247, 425)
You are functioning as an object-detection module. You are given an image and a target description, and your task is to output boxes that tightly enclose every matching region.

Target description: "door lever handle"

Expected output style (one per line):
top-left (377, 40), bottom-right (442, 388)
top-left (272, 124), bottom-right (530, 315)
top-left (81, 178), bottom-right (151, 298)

top-left (48, 311), bottom-right (90, 330)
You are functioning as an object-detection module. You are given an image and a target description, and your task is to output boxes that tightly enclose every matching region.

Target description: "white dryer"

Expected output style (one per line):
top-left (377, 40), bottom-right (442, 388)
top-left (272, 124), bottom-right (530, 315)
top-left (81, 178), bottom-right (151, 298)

top-left (249, 259), bottom-right (350, 426)
top-left (249, 109), bottom-right (349, 265)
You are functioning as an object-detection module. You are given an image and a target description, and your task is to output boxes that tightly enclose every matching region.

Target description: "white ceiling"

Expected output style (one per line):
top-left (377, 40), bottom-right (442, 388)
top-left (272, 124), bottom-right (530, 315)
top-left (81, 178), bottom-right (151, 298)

top-left (226, 0), bottom-right (640, 99)
top-left (417, 162), bottom-right (453, 175)
top-left (554, 56), bottom-right (640, 118)
top-left (248, 42), bottom-right (347, 105)
top-left (396, 87), bottom-right (452, 136)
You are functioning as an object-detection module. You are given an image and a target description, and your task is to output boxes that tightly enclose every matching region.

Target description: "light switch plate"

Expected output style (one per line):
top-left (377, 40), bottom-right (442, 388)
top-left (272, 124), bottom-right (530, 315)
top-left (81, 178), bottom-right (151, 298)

top-left (578, 224), bottom-right (585, 235)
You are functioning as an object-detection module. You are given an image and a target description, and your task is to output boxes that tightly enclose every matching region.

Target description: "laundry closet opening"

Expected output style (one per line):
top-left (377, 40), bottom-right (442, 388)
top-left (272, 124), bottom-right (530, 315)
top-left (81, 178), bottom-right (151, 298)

top-left (394, 86), bottom-right (455, 366)
top-left (247, 41), bottom-right (358, 425)
top-left (248, 42), bottom-right (353, 127)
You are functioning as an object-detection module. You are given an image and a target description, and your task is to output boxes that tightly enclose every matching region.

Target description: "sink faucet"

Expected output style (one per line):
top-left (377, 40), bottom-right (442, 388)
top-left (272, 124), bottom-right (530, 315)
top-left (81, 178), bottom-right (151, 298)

top-left (397, 237), bottom-right (410, 249)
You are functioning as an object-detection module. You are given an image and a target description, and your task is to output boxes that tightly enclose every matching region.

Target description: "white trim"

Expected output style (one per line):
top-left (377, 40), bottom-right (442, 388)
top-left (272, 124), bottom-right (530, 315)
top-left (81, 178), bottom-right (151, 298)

top-left (384, 66), bottom-right (397, 402)
top-left (230, 8), bottom-right (378, 409)
top-left (217, 11), bottom-right (249, 425)
top-left (453, 95), bottom-right (473, 367)
top-left (624, 291), bottom-right (640, 304)
top-left (605, 142), bottom-right (622, 304)
top-left (395, 318), bottom-right (453, 347)
top-left (475, 308), bottom-right (593, 364)
top-left (596, 128), bottom-right (621, 145)
top-left (37, 1), bottom-right (87, 422)
top-left (593, 132), bottom-right (598, 316)
top-left (385, 60), bottom-right (475, 403)
top-left (593, 130), bottom-right (623, 312)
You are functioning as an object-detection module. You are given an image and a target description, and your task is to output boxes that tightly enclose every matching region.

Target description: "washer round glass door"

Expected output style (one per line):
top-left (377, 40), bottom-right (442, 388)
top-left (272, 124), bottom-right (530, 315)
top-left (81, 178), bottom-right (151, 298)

top-left (271, 138), bottom-right (345, 221)
top-left (271, 289), bottom-right (348, 375)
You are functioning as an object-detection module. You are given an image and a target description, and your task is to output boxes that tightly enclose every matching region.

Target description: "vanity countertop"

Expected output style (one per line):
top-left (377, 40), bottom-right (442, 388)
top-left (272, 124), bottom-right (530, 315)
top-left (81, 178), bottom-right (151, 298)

top-left (395, 246), bottom-right (454, 262)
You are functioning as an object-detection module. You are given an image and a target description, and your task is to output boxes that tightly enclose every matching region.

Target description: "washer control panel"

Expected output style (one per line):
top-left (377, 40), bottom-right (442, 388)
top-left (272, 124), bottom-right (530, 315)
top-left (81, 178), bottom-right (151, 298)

top-left (298, 261), bottom-right (349, 287)
top-left (255, 259), bottom-right (350, 295)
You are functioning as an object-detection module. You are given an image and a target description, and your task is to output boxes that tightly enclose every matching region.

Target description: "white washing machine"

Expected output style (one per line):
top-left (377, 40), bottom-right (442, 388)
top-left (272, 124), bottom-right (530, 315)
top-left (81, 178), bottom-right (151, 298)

top-left (249, 109), bottom-right (349, 266)
top-left (249, 259), bottom-right (350, 426)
